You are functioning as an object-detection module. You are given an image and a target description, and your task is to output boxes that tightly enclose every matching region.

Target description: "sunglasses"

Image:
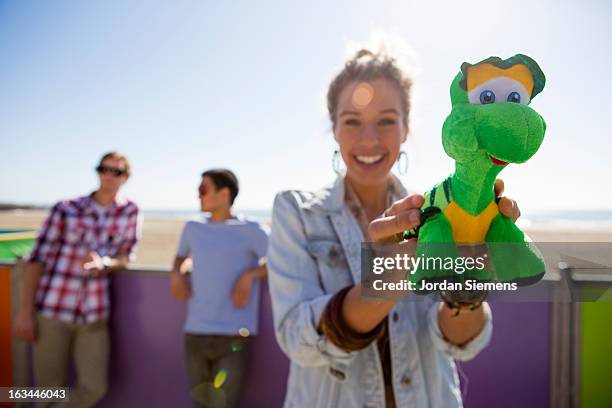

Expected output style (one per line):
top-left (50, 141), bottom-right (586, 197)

top-left (96, 165), bottom-right (127, 177)
top-left (198, 185), bottom-right (208, 197)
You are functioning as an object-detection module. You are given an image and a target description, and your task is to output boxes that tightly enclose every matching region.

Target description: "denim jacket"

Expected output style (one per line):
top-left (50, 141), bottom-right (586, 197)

top-left (267, 175), bottom-right (493, 408)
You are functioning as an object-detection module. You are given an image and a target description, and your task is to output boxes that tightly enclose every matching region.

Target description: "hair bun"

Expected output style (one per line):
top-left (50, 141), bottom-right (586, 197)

top-left (354, 49), bottom-right (375, 60)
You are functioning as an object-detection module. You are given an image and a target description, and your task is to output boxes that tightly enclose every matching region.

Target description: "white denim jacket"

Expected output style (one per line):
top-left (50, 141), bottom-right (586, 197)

top-left (267, 175), bottom-right (493, 408)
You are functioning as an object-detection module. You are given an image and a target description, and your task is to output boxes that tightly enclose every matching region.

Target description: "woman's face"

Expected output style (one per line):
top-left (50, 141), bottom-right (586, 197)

top-left (334, 78), bottom-right (408, 186)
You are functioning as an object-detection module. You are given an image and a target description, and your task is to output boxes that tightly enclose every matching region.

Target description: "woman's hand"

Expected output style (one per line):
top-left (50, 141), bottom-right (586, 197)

top-left (368, 194), bottom-right (425, 242)
top-left (368, 179), bottom-right (520, 243)
top-left (494, 179), bottom-right (521, 222)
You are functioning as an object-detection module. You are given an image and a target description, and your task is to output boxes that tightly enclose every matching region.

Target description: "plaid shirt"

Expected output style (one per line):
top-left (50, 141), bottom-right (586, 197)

top-left (28, 193), bottom-right (140, 323)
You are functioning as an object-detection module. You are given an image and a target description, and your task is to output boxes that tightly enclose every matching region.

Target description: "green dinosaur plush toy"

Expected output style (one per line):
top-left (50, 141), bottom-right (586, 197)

top-left (405, 54), bottom-right (547, 301)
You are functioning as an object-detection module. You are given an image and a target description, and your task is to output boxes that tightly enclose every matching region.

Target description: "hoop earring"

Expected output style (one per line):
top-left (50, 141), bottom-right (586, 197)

top-left (332, 150), bottom-right (343, 175)
top-left (396, 151), bottom-right (408, 175)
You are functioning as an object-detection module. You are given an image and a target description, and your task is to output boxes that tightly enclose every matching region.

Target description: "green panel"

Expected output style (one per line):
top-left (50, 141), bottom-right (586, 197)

top-left (581, 298), bottom-right (612, 408)
top-left (0, 230), bottom-right (36, 261)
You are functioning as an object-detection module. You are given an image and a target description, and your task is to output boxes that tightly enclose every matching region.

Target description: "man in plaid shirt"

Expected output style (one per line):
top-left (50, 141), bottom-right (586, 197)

top-left (14, 151), bottom-right (140, 407)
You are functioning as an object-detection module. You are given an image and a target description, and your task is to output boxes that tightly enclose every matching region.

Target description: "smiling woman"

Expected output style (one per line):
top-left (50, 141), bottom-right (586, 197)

top-left (334, 77), bottom-right (407, 193)
top-left (266, 43), bottom-right (514, 408)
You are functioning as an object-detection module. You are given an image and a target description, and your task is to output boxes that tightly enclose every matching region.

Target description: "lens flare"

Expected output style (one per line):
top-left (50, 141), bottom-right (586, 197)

top-left (352, 82), bottom-right (375, 109)
top-left (214, 369), bottom-right (227, 389)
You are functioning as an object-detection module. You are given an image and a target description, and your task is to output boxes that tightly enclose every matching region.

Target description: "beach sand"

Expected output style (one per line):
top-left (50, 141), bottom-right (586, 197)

top-left (1, 210), bottom-right (611, 268)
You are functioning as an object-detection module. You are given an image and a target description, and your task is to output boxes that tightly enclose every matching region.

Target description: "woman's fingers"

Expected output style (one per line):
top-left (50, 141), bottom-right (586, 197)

top-left (494, 179), bottom-right (504, 196)
top-left (368, 213), bottom-right (417, 242)
top-left (498, 197), bottom-right (521, 222)
top-left (494, 178), bottom-right (521, 222)
top-left (369, 194), bottom-right (424, 242)
top-left (368, 182), bottom-right (521, 241)
top-left (384, 194), bottom-right (424, 216)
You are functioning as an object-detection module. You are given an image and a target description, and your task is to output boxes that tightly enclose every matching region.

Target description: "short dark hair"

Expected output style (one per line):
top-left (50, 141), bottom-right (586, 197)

top-left (202, 169), bottom-right (239, 205)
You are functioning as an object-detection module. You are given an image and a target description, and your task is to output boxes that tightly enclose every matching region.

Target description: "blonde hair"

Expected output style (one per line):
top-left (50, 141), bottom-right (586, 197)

top-left (98, 151), bottom-right (131, 177)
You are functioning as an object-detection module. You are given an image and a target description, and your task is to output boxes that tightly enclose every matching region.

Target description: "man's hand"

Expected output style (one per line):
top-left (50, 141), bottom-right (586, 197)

top-left (495, 179), bottom-right (521, 222)
top-left (170, 271), bottom-right (192, 301)
top-left (81, 251), bottom-right (103, 277)
top-left (14, 310), bottom-right (36, 343)
top-left (232, 270), bottom-right (255, 308)
top-left (14, 261), bottom-right (43, 343)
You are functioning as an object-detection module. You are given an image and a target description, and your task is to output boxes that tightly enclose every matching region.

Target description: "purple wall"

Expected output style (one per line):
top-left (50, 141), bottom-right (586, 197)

top-left (96, 272), bottom-right (550, 408)
top-left (459, 302), bottom-right (551, 408)
top-left (97, 272), bottom-right (289, 408)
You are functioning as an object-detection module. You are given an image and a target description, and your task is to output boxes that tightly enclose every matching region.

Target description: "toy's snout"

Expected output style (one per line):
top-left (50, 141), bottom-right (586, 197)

top-left (475, 102), bottom-right (546, 164)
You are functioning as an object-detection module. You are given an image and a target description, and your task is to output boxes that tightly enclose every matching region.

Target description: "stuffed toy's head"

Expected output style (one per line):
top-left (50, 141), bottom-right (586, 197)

top-left (443, 54), bottom-right (547, 167)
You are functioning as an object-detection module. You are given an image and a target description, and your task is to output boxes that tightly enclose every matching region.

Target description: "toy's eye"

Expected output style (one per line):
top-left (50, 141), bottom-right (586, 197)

top-left (479, 90), bottom-right (495, 104)
top-left (507, 91), bottom-right (521, 103)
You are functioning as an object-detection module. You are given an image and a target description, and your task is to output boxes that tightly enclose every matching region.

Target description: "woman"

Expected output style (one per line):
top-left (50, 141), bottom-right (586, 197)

top-left (267, 48), bottom-right (520, 407)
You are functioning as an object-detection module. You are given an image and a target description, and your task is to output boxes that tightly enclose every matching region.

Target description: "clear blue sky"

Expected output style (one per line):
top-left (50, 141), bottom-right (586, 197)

top-left (1, 0), bottom-right (611, 212)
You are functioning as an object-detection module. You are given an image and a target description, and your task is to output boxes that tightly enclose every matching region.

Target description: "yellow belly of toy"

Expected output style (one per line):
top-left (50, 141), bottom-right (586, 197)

top-left (443, 200), bottom-right (499, 244)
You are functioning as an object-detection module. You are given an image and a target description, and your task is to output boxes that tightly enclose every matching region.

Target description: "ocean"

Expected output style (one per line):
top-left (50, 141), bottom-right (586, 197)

top-left (143, 209), bottom-right (612, 230)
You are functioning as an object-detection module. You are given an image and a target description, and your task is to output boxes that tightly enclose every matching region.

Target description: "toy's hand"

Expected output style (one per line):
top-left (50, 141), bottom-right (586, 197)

top-left (369, 194), bottom-right (424, 242)
top-left (494, 179), bottom-right (521, 222)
